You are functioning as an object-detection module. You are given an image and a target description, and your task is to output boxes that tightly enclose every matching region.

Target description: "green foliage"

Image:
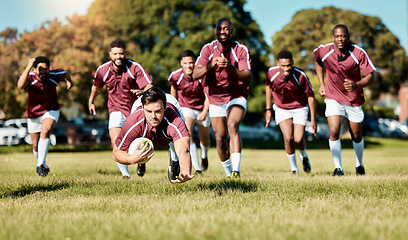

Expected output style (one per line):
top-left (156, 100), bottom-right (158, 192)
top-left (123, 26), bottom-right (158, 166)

top-left (272, 7), bottom-right (408, 99)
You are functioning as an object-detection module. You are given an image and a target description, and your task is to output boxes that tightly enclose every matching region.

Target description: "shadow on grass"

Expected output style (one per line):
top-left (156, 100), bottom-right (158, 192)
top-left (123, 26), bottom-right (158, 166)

top-left (196, 179), bottom-right (259, 195)
top-left (1, 180), bottom-right (72, 198)
top-left (243, 138), bottom-right (382, 149)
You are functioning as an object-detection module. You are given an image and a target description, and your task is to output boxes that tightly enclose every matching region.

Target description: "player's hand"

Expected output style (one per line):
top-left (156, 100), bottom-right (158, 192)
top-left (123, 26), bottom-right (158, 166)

top-left (265, 110), bottom-right (272, 127)
top-left (129, 142), bottom-right (154, 164)
top-left (89, 103), bottom-right (96, 116)
top-left (27, 58), bottom-right (36, 68)
top-left (344, 79), bottom-right (357, 92)
top-left (310, 119), bottom-right (317, 137)
top-left (171, 172), bottom-right (194, 183)
top-left (130, 89), bottom-right (143, 97)
top-left (318, 85), bottom-right (326, 96)
top-left (196, 112), bottom-right (207, 121)
top-left (217, 53), bottom-right (229, 68)
top-left (66, 80), bottom-right (73, 90)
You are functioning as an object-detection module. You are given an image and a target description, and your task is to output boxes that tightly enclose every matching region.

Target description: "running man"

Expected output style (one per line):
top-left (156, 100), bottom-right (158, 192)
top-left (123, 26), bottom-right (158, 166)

top-left (17, 56), bottom-right (73, 176)
top-left (88, 40), bottom-right (153, 178)
top-left (193, 18), bottom-right (252, 178)
top-left (314, 24), bottom-right (375, 176)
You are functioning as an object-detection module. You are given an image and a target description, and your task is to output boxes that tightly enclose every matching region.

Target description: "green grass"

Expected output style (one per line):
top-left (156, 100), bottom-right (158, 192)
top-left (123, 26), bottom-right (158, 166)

top-left (1, 137), bottom-right (408, 240)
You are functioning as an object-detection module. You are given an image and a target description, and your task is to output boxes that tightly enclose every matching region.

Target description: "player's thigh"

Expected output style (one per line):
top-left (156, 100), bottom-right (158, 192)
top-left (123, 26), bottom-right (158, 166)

top-left (293, 124), bottom-right (306, 143)
top-left (210, 117), bottom-right (227, 138)
top-left (279, 118), bottom-right (294, 141)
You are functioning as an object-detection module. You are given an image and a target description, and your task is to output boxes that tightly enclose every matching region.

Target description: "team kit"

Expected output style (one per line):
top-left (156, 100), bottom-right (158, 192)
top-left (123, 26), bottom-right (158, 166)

top-left (18, 18), bottom-right (375, 183)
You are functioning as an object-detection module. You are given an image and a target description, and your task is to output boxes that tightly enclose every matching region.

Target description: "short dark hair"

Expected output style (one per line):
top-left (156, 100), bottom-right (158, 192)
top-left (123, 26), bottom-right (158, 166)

top-left (333, 24), bottom-right (349, 36)
top-left (110, 40), bottom-right (126, 50)
top-left (277, 50), bottom-right (292, 60)
top-left (33, 56), bottom-right (50, 68)
top-left (216, 18), bottom-right (232, 29)
top-left (141, 87), bottom-right (167, 107)
top-left (180, 50), bottom-right (195, 60)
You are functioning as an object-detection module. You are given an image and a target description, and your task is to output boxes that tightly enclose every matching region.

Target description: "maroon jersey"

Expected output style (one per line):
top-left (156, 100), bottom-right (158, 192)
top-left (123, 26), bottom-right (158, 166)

top-left (93, 59), bottom-right (152, 117)
top-left (115, 102), bottom-right (189, 152)
top-left (167, 68), bottom-right (205, 110)
top-left (266, 66), bottom-right (314, 110)
top-left (314, 43), bottom-right (376, 106)
top-left (24, 69), bottom-right (66, 118)
top-left (196, 40), bottom-right (251, 105)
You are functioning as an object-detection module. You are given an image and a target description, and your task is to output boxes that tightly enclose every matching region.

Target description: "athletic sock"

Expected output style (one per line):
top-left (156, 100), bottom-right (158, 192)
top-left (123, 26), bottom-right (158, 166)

top-left (116, 162), bottom-right (130, 177)
top-left (299, 149), bottom-right (308, 160)
top-left (329, 139), bottom-right (342, 170)
top-left (231, 152), bottom-right (241, 172)
top-left (190, 143), bottom-right (202, 171)
top-left (286, 153), bottom-right (298, 172)
top-left (220, 159), bottom-right (232, 177)
top-left (33, 150), bottom-right (38, 160)
top-left (200, 143), bottom-right (209, 159)
top-left (37, 138), bottom-right (50, 168)
top-left (353, 138), bottom-right (364, 168)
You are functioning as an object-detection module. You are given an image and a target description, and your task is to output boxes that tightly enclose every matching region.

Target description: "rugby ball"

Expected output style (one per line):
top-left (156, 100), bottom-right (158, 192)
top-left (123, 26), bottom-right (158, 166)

top-left (128, 137), bottom-right (154, 163)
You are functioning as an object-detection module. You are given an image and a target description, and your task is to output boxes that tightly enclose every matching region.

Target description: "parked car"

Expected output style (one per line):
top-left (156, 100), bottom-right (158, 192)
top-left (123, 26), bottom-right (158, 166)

top-left (378, 118), bottom-right (408, 138)
top-left (0, 125), bottom-right (23, 145)
top-left (4, 118), bottom-right (28, 140)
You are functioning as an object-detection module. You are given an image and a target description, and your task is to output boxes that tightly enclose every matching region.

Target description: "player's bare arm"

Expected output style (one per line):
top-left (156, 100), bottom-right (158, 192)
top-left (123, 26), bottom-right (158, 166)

top-left (315, 61), bottom-right (326, 96)
top-left (192, 58), bottom-right (219, 80)
top-left (64, 72), bottom-right (73, 90)
top-left (17, 58), bottom-right (36, 89)
top-left (130, 83), bottom-right (153, 97)
top-left (171, 136), bottom-right (194, 183)
top-left (265, 85), bottom-right (273, 127)
top-left (220, 53), bottom-right (252, 84)
top-left (113, 142), bottom-right (154, 165)
top-left (344, 72), bottom-right (373, 92)
top-left (196, 94), bottom-right (209, 121)
top-left (88, 85), bottom-right (103, 115)
top-left (307, 92), bottom-right (317, 136)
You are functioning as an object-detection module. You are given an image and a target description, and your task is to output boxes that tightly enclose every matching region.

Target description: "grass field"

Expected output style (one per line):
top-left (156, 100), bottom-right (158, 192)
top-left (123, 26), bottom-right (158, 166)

top-left (1, 137), bottom-right (408, 240)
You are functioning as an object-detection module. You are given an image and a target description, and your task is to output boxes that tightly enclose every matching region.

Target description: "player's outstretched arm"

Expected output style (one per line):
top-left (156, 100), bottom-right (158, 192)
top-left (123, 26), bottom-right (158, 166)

top-left (17, 58), bottom-right (36, 89)
top-left (113, 142), bottom-right (153, 165)
top-left (172, 136), bottom-right (194, 183)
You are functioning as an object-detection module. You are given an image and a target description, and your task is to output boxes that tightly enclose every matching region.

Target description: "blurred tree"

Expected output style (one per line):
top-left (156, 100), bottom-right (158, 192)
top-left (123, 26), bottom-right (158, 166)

top-left (271, 7), bottom-right (408, 100)
top-left (87, 0), bottom-right (270, 94)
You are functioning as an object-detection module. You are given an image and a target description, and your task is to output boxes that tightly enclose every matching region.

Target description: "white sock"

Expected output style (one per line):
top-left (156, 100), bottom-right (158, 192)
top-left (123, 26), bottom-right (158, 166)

top-left (231, 152), bottom-right (241, 172)
top-left (299, 149), bottom-right (308, 160)
top-left (190, 143), bottom-right (201, 171)
top-left (221, 159), bottom-right (232, 177)
top-left (286, 153), bottom-right (298, 172)
top-left (353, 138), bottom-right (364, 168)
top-left (33, 150), bottom-right (38, 160)
top-left (200, 143), bottom-right (209, 159)
top-left (116, 162), bottom-right (130, 177)
top-left (37, 138), bottom-right (50, 167)
top-left (329, 139), bottom-right (342, 170)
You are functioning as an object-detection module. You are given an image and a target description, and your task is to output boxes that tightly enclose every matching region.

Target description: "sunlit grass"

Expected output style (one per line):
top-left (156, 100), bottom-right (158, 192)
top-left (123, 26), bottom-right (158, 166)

top-left (0, 137), bottom-right (407, 239)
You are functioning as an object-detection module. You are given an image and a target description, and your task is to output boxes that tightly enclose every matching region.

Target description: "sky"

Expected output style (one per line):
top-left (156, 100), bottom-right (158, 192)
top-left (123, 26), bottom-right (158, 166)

top-left (0, 0), bottom-right (407, 53)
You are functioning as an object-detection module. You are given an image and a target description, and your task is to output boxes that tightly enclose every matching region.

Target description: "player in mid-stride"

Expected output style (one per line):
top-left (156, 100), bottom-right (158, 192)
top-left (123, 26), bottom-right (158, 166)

top-left (113, 87), bottom-right (194, 183)
top-left (314, 24), bottom-right (375, 176)
top-left (193, 18), bottom-right (252, 178)
top-left (265, 50), bottom-right (316, 174)
top-left (18, 56), bottom-right (73, 176)
top-left (88, 40), bottom-right (153, 178)
top-left (168, 50), bottom-right (211, 174)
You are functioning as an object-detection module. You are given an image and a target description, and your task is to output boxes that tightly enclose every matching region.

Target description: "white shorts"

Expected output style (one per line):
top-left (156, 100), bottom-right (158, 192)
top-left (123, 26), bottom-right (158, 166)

top-left (109, 111), bottom-right (126, 129)
top-left (181, 107), bottom-right (210, 127)
top-left (274, 105), bottom-right (309, 126)
top-left (209, 97), bottom-right (247, 118)
top-left (27, 110), bottom-right (60, 133)
top-left (325, 99), bottom-right (364, 123)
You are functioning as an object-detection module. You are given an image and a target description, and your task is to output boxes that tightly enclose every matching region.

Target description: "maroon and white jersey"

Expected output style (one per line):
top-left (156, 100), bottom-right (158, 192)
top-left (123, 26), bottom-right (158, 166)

top-left (314, 43), bottom-right (376, 106)
top-left (93, 59), bottom-right (152, 117)
top-left (115, 102), bottom-right (189, 152)
top-left (196, 40), bottom-right (251, 105)
top-left (24, 69), bottom-right (66, 118)
top-left (266, 66), bottom-right (314, 110)
top-left (167, 68), bottom-right (205, 110)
